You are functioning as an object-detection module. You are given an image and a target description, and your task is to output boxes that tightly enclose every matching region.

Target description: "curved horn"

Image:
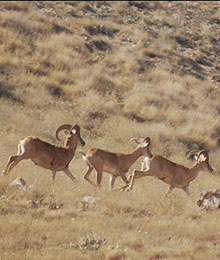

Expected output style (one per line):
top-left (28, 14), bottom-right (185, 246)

top-left (186, 150), bottom-right (201, 161)
top-left (55, 124), bottom-right (72, 141)
top-left (129, 138), bottom-right (142, 144)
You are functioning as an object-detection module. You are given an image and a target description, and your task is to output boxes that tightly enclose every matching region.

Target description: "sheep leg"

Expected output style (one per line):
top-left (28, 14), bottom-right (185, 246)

top-left (118, 172), bottom-right (130, 190)
top-left (109, 175), bottom-right (116, 190)
top-left (84, 165), bottom-right (96, 187)
top-left (126, 169), bottom-right (154, 191)
top-left (62, 167), bottom-right (76, 182)
top-left (182, 185), bottom-right (190, 196)
top-left (51, 170), bottom-right (56, 182)
top-left (94, 165), bottom-right (103, 187)
top-left (3, 153), bottom-right (30, 175)
top-left (166, 186), bottom-right (175, 196)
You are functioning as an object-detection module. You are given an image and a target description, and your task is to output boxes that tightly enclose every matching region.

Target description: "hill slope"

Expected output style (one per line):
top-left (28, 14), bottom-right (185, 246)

top-left (0, 1), bottom-right (220, 154)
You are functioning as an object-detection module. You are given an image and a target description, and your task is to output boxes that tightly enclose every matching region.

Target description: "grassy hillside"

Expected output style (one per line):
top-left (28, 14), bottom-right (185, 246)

top-left (0, 1), bottom-right (220, 259)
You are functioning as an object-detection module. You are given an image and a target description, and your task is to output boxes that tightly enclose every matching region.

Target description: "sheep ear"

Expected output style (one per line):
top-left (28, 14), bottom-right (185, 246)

top-left (194, 155), bottom-right (198, 161)
top-left (64, 130), bottom-right (69, 135)
top-left (142, 140), bottom-right (150, 147)
top-left (142, 137), bottom-right (151, 147)
top-left (71, 129), bottom-right (76, 134)
top-left (142, 141), bottom-right (149, 147)
top-left (199, 153), bottom-right (207, 161)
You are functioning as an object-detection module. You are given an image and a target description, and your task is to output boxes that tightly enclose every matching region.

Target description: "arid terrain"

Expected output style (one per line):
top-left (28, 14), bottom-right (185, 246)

top-left (0, 1), bottom-right (220, 259)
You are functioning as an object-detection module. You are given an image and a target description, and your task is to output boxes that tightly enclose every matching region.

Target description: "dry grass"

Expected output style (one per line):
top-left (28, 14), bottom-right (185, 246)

top-left (0, 1), bottom-right (220, 259)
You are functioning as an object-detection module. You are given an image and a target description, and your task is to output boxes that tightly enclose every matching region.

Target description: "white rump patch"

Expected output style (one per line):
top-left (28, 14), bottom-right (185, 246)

top-left (19, 139), bottom-right (26, 154)
top-left (142, 157), bottom-right (151, 171)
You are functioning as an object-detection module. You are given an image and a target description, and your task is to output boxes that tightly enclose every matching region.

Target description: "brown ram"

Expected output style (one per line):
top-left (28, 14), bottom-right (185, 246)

top-left (80, 137), bottom-right (151, 190)
top-left (127, 139), bottom-right (213, 195)
top-left (3, 124), bottom-right (85, 182)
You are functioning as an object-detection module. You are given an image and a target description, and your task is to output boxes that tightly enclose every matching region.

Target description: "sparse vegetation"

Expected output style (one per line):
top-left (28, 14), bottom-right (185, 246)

top-left (0, 1), bottom-right (220, 259)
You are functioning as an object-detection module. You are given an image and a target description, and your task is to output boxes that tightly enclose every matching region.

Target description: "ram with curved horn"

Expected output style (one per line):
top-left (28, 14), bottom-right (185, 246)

top-left (127, 140), bottom-right (214, 195)
top-left (3, 124), bottom-right (85, 182)
top-left (80, 137), bottom-right (151, 190)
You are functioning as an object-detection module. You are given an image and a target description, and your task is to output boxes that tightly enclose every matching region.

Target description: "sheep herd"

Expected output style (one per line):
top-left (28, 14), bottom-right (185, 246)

top-left (2, 123), bottom-right (214, 196)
